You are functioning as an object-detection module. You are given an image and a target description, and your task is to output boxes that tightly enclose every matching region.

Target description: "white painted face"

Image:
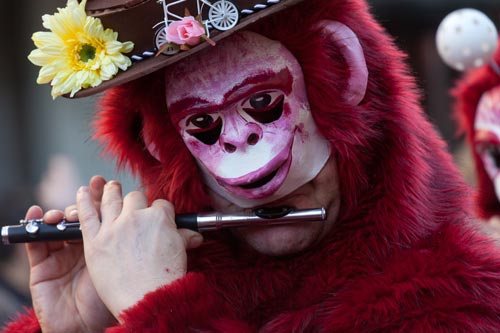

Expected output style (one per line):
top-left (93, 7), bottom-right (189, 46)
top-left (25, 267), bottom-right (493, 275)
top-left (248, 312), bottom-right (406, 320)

top-left (475, 86), bottom-right (500, 200)
top-left (163, 31), bottom-right (331, 208)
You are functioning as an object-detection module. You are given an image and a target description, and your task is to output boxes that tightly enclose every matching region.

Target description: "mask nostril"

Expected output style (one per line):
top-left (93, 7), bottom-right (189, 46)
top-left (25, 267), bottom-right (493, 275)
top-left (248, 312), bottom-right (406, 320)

top-left (247, 133), bottom-right (259, 145)
top-left (224, 143), bottom-right (237, 153)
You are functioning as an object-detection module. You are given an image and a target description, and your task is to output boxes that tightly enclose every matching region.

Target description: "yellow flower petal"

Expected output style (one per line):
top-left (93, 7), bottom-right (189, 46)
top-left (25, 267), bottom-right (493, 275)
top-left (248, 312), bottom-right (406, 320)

top-left (109, 54), bottom-right (132, 71)
top-left (56, 72), bottom-right (83, 98)
top-left (85, 17), bottom-right (104, 37)
top-left (37, 64), bottom-right (60, 84)
top-left (87, 71), bottom-right (102, 87)
top-left (121, 41), bottom-right (134, 53)
top-left (101, 28), bottom-right (118, 42)
top-left (105, 40), bottom-right (124, 54)
top-left (50, 73), bottom-right (73, 98)
top-left (32, 31), bottom-right (61, 49)
top-left (40, 44), bottom-right (68, 57)
top-left (28, 49), bottom-right (52, 66)
top-left (101, 64), bottom-right (118, 81)
top-left (43, 14), bottom-right (72, 40)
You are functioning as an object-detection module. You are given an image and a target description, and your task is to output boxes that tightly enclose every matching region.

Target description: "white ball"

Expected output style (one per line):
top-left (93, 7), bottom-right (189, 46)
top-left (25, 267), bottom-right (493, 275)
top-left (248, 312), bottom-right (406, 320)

top-left (436, 8), bottom-right (498, 71)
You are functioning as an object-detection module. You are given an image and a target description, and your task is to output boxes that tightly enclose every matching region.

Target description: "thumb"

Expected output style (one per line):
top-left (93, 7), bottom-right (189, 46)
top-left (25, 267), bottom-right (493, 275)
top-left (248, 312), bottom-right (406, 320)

top-left (177, 229), bottom-right (204, 249)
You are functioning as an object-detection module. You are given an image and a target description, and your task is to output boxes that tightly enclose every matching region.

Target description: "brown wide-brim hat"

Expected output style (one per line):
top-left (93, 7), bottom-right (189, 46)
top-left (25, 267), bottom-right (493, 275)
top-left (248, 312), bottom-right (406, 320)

top-left (66, 0), bottom-right (305, 98)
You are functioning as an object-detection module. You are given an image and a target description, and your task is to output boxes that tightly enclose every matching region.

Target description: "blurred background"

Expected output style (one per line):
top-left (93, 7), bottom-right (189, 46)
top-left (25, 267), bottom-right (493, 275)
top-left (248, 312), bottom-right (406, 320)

top-left (1, 0), bottom-right (499, 327)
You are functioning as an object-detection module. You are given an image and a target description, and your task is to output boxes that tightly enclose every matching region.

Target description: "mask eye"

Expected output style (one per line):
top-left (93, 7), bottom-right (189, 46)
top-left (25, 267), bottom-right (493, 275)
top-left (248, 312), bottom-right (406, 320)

top-left (186, 114), bottom-right (222, 145)
top-left (243, 91), bottom-right (284, 124)
top-left (188, 114), bottom-right (214, 128)
top-left (250, 93), bottom-right (272, 110)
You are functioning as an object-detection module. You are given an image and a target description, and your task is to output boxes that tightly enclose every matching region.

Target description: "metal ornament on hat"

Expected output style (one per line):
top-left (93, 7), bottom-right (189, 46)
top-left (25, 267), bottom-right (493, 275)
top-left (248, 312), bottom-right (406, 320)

top-left (436, 8), bottom-right (499, 74)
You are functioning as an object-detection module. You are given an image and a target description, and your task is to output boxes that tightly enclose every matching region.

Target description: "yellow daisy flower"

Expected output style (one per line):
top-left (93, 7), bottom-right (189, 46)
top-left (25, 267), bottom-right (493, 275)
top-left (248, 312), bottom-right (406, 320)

top-left (28, 0), bottom-right (134, 98)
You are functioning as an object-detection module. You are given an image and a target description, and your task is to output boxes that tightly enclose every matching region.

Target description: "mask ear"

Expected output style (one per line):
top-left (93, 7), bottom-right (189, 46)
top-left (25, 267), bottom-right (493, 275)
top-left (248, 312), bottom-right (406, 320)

top-left (144, 133), bottom-right (161, 161)
top-left (316, 20), bottom-right (368, 106)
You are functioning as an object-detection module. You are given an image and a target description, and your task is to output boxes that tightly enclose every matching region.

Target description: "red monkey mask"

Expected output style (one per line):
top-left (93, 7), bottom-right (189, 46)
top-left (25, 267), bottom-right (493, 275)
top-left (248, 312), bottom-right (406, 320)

top-left (454, 41), bottom-right (500, 219)
top-left (436, 8), bottom-right (500, 219)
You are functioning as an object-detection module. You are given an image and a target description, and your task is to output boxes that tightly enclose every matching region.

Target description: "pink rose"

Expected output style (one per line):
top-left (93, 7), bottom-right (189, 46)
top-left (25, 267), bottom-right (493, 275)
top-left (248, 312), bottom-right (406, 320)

top-left (166, 16), bottom-right (206, 46)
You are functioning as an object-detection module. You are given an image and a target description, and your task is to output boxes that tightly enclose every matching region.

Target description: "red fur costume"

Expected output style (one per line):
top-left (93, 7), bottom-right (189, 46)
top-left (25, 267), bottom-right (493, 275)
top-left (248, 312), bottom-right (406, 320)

top-left (453, 42), bottom-right (500, 219)
top-left (4, 0), bottom-right (500, 331)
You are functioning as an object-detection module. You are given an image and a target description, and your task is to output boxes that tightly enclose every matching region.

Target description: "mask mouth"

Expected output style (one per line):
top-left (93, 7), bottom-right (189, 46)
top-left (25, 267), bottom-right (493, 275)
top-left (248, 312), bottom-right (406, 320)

top-left (239, 168), bottom-right (279, 189)
top-left (216, 155), bottom-right (291, 200)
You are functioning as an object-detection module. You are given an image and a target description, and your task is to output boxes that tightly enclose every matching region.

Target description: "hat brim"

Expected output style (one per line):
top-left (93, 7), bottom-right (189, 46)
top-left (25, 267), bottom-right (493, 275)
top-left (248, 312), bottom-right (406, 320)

top-left (72, 0), bottom-right (305, 98)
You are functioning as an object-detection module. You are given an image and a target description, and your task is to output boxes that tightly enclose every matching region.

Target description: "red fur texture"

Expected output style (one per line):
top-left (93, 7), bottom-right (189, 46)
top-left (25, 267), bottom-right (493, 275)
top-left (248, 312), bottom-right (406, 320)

top-left (453, 41), bottom-right (500, 219)
top-left (1, 309), bottom-right (39, 333)
top-left (4, 0), bottom-right (500, 332)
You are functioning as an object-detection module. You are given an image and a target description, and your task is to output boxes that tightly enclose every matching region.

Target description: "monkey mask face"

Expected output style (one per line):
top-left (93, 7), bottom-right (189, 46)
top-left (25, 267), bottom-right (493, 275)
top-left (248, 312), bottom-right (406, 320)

top-left (161, 32), bottom-right (331, 208)
top-left (475, 85), bottom-right (500, 201)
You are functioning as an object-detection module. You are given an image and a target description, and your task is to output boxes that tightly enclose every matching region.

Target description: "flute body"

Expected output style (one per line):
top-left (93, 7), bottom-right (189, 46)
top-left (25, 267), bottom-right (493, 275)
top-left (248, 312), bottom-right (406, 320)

top-left (1, 207), bottom-right (326, 244)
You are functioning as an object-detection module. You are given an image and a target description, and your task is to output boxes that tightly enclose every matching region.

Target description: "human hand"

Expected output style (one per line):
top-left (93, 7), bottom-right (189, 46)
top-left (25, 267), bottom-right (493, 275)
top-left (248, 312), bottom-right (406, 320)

top-left (26, 176), bottom-right (116, 333)
top-left (77, 180), bottom-right (204, 321)
top-left (486, 215), bottom-right (500, 239)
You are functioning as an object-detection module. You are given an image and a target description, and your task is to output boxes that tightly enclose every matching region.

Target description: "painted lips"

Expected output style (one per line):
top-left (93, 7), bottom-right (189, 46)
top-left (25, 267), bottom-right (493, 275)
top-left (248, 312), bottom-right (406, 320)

top-left (239, 168), bottom-right (279, 189)
top-left (215, 140), bottom-right (294, 199)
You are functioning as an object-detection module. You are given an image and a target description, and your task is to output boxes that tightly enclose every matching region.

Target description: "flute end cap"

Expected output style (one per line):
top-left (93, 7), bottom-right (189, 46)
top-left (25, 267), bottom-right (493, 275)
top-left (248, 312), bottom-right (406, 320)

top-left (1, 226), bottom-right (10, 245)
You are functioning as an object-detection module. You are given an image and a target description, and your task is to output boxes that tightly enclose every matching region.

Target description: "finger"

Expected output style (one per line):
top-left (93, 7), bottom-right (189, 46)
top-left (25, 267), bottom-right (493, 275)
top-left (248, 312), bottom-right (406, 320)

top-left (121, 190), bottom-right (148, 215)
top-left (177, 229), bottom-right (204, 249)
top-left (43, 209), bottom-right (65, 224)
top-left (151, 199), bottom-right (176, 227)
top-left (27, 207), bottom-right (66, 263)
top-left (64, 204), bottom-right (79, 222)
top-left (43, 210), bottom-right (68, 251)
top-left (41, 210), bottom-right (72, 252)
top-left (25, 206), bottom-right (51, 267)
top-left (90, 175), bottom-right (107, 207)
top-left (490, 217), bottom-right (500, 228)
top-left (101, 180), bottom-right (124, 224)
top-left (150, 200), bottom-right (203, 249)
top-left (77, 186), bottom-right (101, 239)
top-left (65, 239), bottom-right (83, 245)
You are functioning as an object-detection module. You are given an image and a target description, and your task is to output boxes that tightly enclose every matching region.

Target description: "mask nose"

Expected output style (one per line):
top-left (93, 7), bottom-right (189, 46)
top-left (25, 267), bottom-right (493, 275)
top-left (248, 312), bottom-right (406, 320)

top-left (220, 117), bottom-right (262, 153)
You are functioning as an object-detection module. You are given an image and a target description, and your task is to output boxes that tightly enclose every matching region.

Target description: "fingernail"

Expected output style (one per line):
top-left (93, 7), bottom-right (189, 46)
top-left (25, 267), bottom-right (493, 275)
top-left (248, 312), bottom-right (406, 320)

top-left (69, 209), bottom-right (78, 218)
top-left (46, 209), bottom-right (61, 215)
top-left (189, 234), bottom-right (204, 248)
top-left (78, 186), bottom-right (89, 193)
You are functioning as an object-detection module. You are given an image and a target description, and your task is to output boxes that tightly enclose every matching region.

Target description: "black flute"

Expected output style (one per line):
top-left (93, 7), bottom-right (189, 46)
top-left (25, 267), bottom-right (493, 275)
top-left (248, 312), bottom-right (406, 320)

top-left (1, 207), bottom-right (326, 244)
